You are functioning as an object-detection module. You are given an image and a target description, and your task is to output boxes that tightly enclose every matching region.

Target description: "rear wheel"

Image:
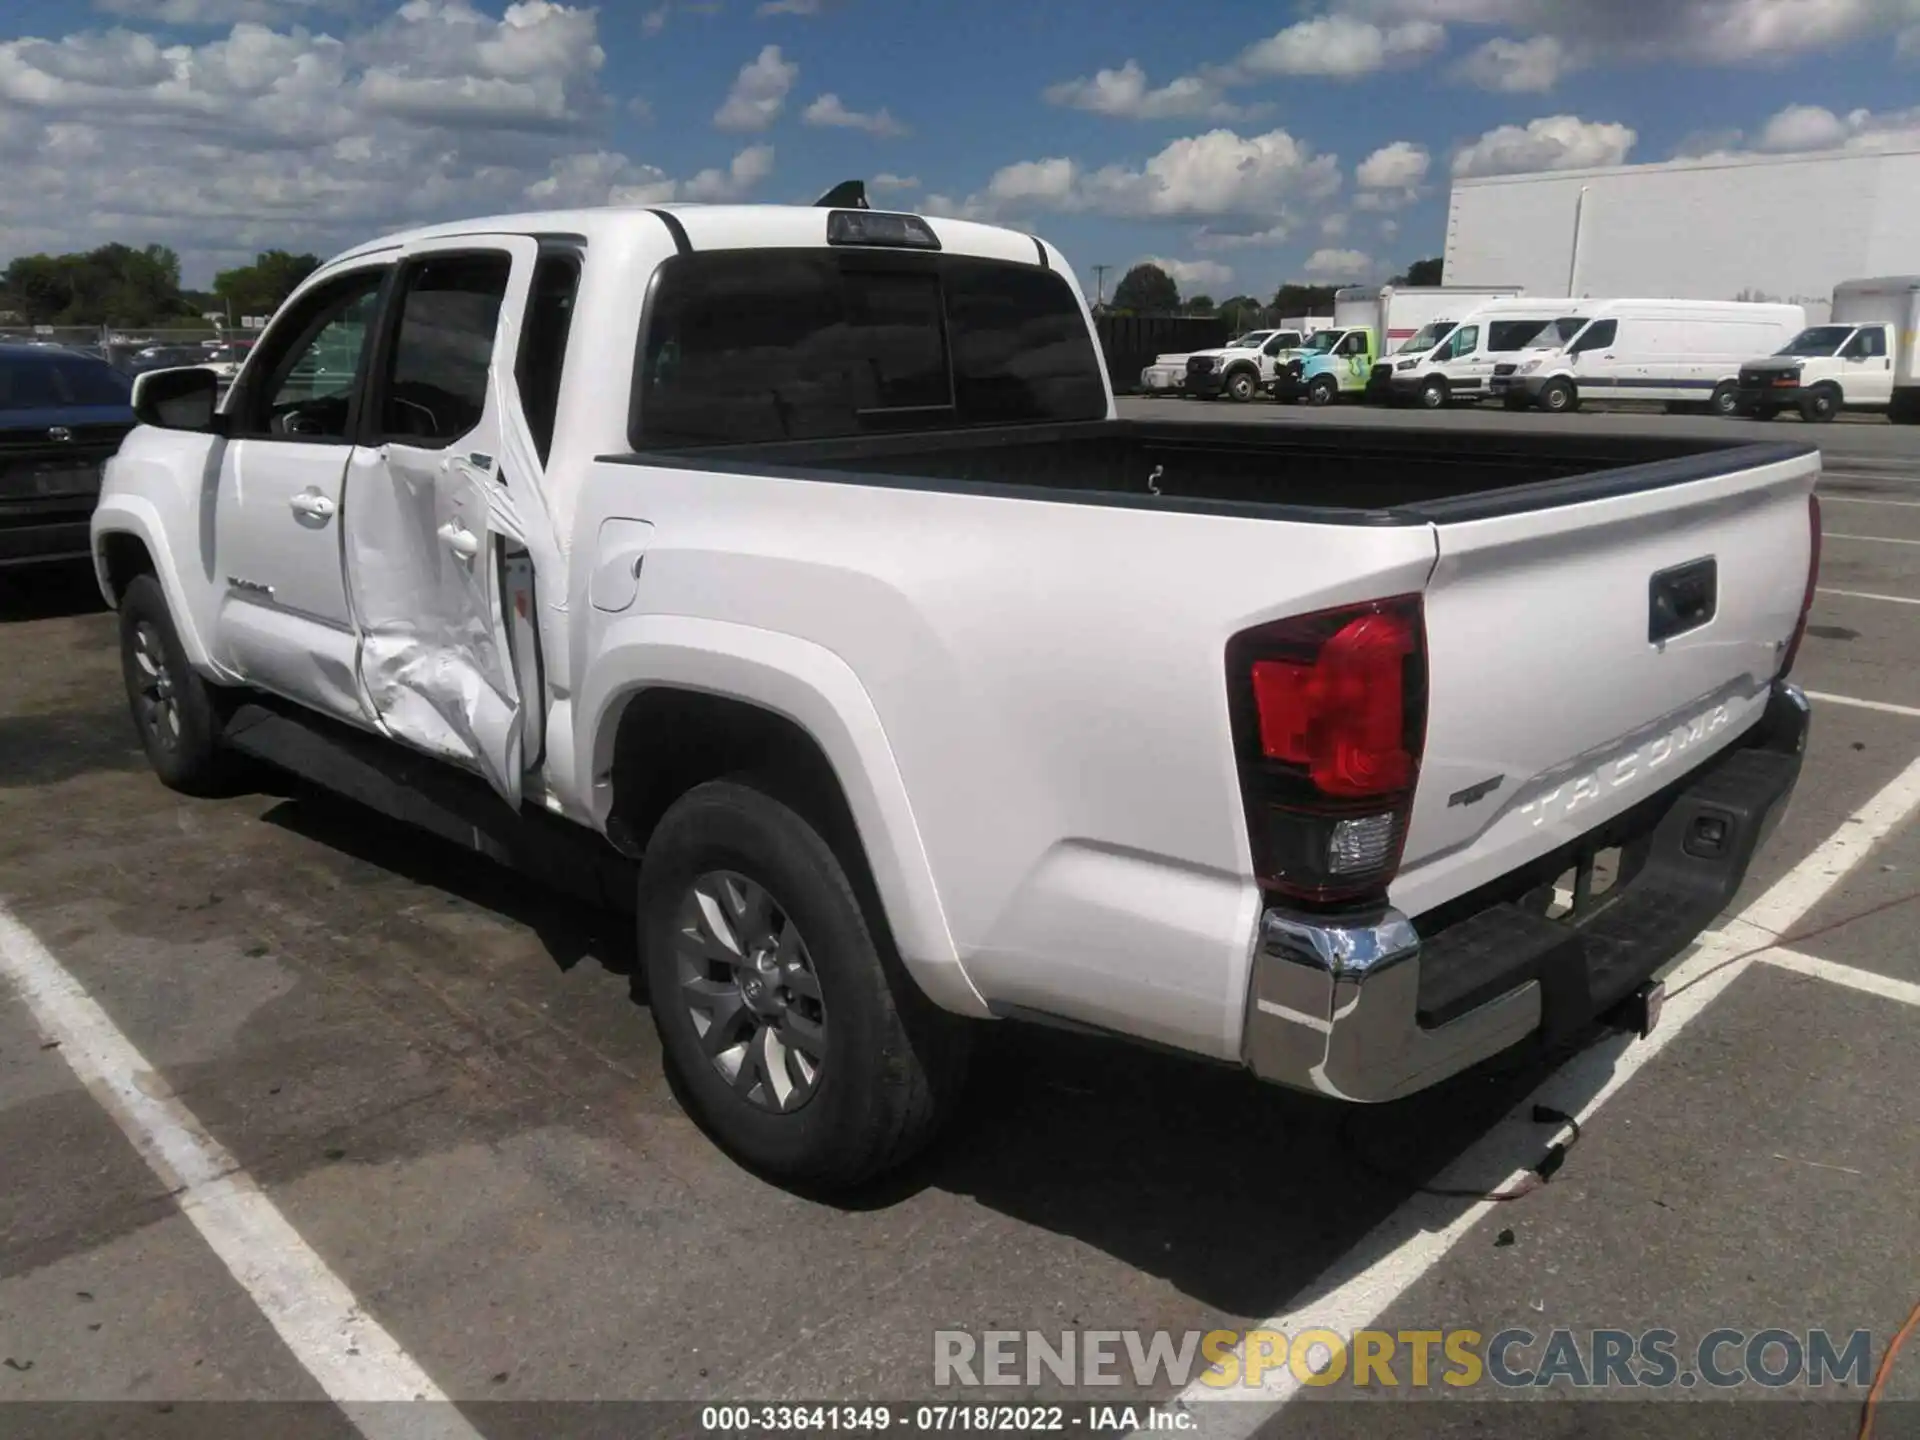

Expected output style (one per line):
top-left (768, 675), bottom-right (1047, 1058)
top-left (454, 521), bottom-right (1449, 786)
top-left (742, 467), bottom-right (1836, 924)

top-left (1709, 381), bottom-right (1740, 418)
top-left (1419, 377), bottom-right (1449, 410)
top-left (1891, 392), bottom-right (1920, 425)
top-left (638, 779), bottom-right (970, 1190)
top-left (1306, 375), bottom-right (1340, 407)
top-left (117, 574), bottom-right (238, 796)
top-left (1225, 368), bottom-right (1258, 403)
top-left (1537, 379), bottom-right (1577, 414)
top-left (1800, 386), bottom-right (1839, 423)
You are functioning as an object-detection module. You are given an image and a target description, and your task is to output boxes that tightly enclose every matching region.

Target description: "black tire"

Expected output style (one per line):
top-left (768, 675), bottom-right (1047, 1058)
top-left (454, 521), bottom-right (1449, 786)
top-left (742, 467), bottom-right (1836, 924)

top-left (1306, 375), bottom-right (1340, 407)
top-left (1225, 368), bottom-right (1258, 403)
top-left (1709, 382), bottom-right (1739, 418)
top-left (1538, 379), bottom-right (1577, 414)
top-left (638, 779), bottom-right (970, 1190)
top-left (117, 573), bottom-right (237, 796)
top-left (1891, 393), bottom-right (1920, 425)
top-left (1419, 377), bottom-right (1448, 410)
top-left (1800, 386), bottom-right (1839, 424)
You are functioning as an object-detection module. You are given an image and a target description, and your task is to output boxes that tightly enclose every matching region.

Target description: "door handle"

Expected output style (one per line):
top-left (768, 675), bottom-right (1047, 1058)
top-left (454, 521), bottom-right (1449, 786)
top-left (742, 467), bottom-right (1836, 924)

top-left (437, 521), bottom-right (480, 560)
top-left (289, 489), bottom-right (336, 521)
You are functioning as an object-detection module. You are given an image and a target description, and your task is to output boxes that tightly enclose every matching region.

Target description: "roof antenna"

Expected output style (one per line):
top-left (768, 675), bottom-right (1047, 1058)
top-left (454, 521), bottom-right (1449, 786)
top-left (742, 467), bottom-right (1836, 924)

top-left (814, 180), bottom-right (869, 209)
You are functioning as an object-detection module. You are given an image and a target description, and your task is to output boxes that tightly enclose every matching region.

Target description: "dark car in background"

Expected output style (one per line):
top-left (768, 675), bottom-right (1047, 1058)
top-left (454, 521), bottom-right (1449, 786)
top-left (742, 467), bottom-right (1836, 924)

top-left (0, 344), bottom-right (136, 568)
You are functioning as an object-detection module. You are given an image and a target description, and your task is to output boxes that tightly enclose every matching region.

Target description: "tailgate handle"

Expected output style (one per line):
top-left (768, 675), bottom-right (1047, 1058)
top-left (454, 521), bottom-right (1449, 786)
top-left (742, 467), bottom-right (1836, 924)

top-left (1649, 557), bottom-right (1718, 644)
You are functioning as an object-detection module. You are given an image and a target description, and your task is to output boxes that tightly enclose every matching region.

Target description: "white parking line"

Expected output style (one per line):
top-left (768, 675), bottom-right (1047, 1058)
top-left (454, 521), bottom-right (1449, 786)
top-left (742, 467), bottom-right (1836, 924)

top-left (1154, 754), bottom-right (1920, 1436)
top-left (0, 903), bottom-right (482, 1440)
top-left (1818, 587), bottom-right (1920, 607)
top-left (1825, 533), bottom-right (1920, 546)
top-left (1760, 947), bottom-right (1920, 1007)
top-left (1819, 495), bottom-right (1920, 509)
top-left (1804, 691), bottom-right (1920, 720)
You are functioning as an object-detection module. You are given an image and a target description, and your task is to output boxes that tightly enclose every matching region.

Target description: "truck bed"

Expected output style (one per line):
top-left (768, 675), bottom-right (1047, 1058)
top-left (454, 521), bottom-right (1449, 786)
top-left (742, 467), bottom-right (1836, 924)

top-left (632, 419), bottom-right (1812, 524)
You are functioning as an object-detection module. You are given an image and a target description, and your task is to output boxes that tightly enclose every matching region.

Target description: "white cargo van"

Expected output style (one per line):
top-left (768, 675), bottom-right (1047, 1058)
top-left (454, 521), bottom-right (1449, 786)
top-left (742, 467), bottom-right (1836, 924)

top-left (1377, 301), bottom-right (1593, 408)
top-left (1732, 277), bottom-right (1920, 423)
top-left (1493, 300), bottom-right (1806, 415)
top-left (1275, 284), bottom-right (1522, 404)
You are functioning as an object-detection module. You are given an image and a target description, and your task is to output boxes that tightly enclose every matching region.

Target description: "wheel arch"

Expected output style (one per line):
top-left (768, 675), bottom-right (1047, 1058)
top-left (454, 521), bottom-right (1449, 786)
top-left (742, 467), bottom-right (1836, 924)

top-left (90, 497), bottom-right (214, 669)
top-left (578, 615), bottom-right (987, 1019)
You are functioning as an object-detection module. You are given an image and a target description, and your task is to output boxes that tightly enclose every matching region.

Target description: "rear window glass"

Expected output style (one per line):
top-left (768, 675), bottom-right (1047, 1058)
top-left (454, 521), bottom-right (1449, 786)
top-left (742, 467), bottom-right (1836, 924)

top-left (1488, 319), bottom-right (1548, 352)
top-left (631, 249), bottom-right (1106, 447)
top-left (0, 353), bottom-right (132, 410)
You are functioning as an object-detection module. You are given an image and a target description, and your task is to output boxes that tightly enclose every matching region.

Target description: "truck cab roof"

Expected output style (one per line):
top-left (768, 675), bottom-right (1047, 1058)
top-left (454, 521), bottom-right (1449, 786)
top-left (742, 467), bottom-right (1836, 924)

top-left (323, 203), bottom-right (1060, 275)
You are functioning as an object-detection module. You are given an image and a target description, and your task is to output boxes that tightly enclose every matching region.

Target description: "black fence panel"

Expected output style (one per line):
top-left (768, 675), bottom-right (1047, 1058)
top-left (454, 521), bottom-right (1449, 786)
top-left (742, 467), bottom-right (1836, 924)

top-left (1096, 315), bottom-right (1231, 393)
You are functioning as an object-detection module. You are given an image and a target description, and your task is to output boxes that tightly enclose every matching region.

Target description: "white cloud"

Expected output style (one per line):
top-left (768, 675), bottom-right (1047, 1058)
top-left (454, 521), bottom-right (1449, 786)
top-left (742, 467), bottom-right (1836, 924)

top-left (94, 0), bottom-right (334, 20)
top-left (1320, 211), bottom-right (1349, 239)
top-left (1140, 255), bottom-right (1235, 290)
top-left (1232, 15), bottom-right (1446, 79)
top-left (942, 127), bottom-right (1342, 223)
top-left (1379, 217), bottom-right (1401, 241)
top-left (641, 5), bottom-right (668, 36)
top-left (1451, 114), bottom-right (1637, 177)
top-left (1353, 140), bottom-right (1429, 212)
top-left (1192, 221), bottom-right (1294, 250)
top-left (0, 4), bottom-right (781, 284)
top-left (1303, 247), bottom-right (1373, 280)
top-left (713, 43), bottom-right (795, 132)
top-left (1355, 139), bottom-right (1429, 189)
top-left (801, 92), bottom-right (906, 136)
top-left (526, 142), bottom-right (775, 206)
top-left (870, 171), bottom-right (919, 191)
top-left (1757, 102), bottom-right (1852, 151)
top-left (757, 0), bottom-right (821, 13)
top-left (1042, 59), bottom-right (1260, 121)
top-left (1336, 0), bottom-right (1916, 67)
top-left (1451, 34), bottom-right (1570, 91)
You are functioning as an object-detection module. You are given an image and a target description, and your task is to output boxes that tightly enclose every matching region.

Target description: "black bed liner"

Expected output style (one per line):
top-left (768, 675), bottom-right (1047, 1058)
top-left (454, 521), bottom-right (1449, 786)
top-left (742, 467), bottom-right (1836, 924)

top-left (604, 419), bottom-right (1815, 527)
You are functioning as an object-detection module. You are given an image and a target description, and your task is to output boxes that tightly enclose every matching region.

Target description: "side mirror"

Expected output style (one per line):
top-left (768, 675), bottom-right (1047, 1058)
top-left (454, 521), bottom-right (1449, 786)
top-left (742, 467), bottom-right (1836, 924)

top-left (132, 367), bottom-right (227, 434)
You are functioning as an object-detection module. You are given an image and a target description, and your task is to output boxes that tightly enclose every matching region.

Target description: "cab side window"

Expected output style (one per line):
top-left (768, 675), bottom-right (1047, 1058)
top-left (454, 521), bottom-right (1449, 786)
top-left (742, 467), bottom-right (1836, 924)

top-left (1448, 325), bottom-right (1480, 358)
top-left (373, 253), bottom-right (512, 446)
top-left (1845, 328), bottom-right (1886, 359)
top-left (1571, 319), bottom-right (1617, 354)
top-left (230, 269), bottom-right (386, 442)
top-left (1338, 332), bottom-right (1368, 357)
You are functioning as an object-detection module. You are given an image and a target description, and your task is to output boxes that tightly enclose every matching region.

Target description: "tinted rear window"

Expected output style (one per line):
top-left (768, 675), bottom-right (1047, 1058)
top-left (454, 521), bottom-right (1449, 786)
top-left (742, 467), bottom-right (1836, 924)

top-left (631, 249), bottom-right (1106, 448)
top-left (0, 353), bottom-right (132, 410)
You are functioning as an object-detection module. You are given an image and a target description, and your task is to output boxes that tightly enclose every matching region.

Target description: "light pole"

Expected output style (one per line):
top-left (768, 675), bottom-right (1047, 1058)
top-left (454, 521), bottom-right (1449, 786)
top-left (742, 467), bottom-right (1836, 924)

top-left (1567, 185), bottom-right (1590, 298)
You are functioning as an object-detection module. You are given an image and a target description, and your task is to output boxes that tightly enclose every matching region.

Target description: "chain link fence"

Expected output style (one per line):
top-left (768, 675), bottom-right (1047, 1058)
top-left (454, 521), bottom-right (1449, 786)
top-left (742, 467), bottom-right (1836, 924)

top-left (0, 322), bottom-right (257, 375)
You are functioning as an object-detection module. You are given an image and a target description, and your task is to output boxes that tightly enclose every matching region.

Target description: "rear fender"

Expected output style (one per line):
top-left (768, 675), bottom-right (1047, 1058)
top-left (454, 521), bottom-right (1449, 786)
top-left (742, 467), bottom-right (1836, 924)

top-left (577, 613), bottom-right (987, 1018)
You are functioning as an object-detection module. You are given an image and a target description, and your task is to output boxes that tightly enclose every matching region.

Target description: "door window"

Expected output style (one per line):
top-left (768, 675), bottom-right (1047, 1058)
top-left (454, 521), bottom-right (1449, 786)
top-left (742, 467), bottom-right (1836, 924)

top-left (373, 253), bottom-right (512, 446)
top-left (1570, 319), bottom-right (1617, 354)
top-left (517, 253), bottom-right (581, 465)
top-left (1337, 332), bottom-right (1368, 357)
top-left (1844, 328), bottom-right (1886, 359)
top-left (1446, 325), bottom-right (1481, 359)
top-left (232, 269), bottom-right (386, 441)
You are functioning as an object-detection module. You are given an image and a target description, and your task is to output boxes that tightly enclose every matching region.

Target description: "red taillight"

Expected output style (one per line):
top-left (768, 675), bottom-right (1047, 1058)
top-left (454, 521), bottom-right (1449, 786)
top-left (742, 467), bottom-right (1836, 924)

top-left (1778, 493), bottom-right (1822, 679)
top-left (1228, 596), bottom-right (1428, 908)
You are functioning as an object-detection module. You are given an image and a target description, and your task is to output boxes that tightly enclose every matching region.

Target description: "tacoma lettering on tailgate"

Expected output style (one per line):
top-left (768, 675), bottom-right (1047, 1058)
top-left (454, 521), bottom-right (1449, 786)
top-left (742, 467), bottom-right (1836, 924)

top-left (1519, 704), bottom-right (1732, 829)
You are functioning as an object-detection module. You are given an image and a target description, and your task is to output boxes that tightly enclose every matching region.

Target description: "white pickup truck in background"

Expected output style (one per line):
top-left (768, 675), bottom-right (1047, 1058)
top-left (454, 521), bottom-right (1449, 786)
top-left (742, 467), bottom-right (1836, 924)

top-left (95, 192), bottom-right (1821, 1189)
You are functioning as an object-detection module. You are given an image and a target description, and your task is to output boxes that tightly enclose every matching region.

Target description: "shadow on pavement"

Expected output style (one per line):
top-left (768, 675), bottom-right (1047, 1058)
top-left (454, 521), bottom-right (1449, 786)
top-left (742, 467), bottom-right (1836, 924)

top-left (0, 561), bottom-right (109, 624)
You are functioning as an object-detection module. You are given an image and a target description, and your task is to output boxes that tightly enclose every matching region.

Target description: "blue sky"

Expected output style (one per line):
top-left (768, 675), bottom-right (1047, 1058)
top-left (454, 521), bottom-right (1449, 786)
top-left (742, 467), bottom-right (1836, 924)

top-left (3, 0), bottom-right (1920, 293)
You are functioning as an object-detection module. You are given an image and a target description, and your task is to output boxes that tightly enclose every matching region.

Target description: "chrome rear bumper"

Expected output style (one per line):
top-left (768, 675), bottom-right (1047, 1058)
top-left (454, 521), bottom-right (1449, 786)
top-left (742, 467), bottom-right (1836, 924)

top-left (1242, 681), bottom-right (1811, 1104)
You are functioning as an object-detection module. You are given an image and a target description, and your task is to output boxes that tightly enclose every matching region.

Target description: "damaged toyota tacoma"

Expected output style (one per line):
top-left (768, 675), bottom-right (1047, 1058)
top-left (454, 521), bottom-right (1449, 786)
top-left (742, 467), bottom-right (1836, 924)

top-left (92, 191), bottom-right (1820, 1188)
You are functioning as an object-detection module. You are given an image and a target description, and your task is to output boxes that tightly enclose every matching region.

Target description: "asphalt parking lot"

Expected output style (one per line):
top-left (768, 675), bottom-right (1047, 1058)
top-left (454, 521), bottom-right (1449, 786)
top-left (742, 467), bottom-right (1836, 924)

top-left (3, 401), bottom-right (1918, 1439)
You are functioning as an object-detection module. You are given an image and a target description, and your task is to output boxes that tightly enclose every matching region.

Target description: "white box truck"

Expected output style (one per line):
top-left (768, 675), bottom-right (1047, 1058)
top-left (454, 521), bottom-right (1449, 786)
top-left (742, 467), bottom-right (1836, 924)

top-left (1731, 277), bottom-right (1920, 423)
top-left (1491, 299), bottom-right (1805, 416)
top-left (1273, 285), bottom-right (1522, 405)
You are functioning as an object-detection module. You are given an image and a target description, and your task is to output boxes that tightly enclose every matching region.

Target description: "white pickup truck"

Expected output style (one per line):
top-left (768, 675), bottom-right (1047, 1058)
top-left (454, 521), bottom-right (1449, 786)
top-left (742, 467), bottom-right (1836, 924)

top-left (95, 194), bottom-right (1821, 1189)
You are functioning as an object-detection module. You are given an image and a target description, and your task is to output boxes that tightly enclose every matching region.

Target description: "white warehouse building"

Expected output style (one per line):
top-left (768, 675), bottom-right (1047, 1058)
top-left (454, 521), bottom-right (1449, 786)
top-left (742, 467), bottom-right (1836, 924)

top-left (1442, 144), bottom-right (1920, 323)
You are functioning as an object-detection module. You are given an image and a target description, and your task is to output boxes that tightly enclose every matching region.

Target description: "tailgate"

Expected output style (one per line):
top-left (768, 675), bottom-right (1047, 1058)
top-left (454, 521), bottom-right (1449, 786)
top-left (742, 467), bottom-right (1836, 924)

top-left (1392, 444), bottom-right (1819, 918)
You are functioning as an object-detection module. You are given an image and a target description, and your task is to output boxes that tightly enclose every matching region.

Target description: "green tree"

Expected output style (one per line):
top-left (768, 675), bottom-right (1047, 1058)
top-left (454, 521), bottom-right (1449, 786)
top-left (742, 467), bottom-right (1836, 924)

top-left (213, 250), bottom-right (322, 320)
top-left (1391, 257), bottom-right (1444, 286)
top-left (2, 242), bottom-right (193, 326)
top-left (1184, 294), bottom-right (1215, 315)
top-left (1217, 294), bottom-right (1267, 331)
top-left (1271, 282), bottom-right (1342, 317)
top-left (1111, 262), bottom-right (1181, 315)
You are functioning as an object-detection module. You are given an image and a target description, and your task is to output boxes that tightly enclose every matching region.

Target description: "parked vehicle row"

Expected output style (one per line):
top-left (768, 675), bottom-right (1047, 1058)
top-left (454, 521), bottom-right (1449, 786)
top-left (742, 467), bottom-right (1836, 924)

top-left (1, 342), bottom-right (136, 568)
